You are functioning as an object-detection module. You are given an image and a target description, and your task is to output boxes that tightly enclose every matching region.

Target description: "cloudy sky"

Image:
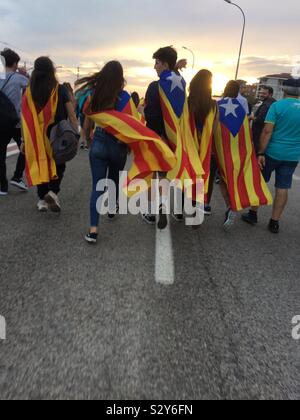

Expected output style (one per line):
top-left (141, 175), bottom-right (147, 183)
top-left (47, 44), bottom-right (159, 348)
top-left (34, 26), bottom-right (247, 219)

top-left (0, 0), bottom-right (299, 94)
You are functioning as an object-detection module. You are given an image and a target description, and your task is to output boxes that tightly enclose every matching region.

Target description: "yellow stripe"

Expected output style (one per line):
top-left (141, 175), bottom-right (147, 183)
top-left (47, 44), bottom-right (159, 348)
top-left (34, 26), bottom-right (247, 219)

top-left (243, 120), bottom-right (260, 206)
top-left (230, 131), bottom-right (242, 210)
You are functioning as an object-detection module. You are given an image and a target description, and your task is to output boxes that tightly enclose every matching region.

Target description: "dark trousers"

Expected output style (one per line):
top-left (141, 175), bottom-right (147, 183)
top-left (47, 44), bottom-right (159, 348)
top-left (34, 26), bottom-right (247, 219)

top-left (90, 128), bottom-right (128, 227)
top-left (37, 164), bottom-right (66, 200)
top-left (0, 128), bottom-right (25, 191)
top-left (206, 155), bottom-right (219, 205)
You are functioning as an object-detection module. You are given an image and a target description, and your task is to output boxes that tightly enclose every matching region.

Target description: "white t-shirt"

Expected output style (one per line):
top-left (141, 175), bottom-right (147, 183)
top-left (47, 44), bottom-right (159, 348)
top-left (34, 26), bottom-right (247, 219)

top-left (237, 93), bottom-right (249, 115)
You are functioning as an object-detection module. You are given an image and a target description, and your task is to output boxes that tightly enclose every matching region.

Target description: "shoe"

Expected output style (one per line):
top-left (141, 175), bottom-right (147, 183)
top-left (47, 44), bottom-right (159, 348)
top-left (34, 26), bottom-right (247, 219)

top-left (204, 205), bottom-right (212, 216)
top-left (44, 191), bottom-right (61, 213)
top-left (242, 210), bottom-right (258, 226)
top-left (10, 178), bottom-right (28, 192)
top-left (223, 208), bottom-right (237, 232)
top-left (172, 211), bottom-right (184, 222)
top-left (37, 200), bottom-right (48, 212)
top-left (157, 205), bottom-right (168, 230)
top-left (80, 143), bottom-right (85, 150)
top-left (108, 204), bottom-right (119, 220)
top-left (268, 219), bottom-right (280, 234)
top-left (85, 232), bottom-right (98, 244)
top-left (142, 213), bottom-right (156, 225)
top-left (0, 190), bottom-right (8, 196)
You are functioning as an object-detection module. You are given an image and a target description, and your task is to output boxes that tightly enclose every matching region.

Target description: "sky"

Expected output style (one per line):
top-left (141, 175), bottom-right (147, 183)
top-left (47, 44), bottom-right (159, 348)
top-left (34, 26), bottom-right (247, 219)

top-left (0, 0), bottom-right (300, 94)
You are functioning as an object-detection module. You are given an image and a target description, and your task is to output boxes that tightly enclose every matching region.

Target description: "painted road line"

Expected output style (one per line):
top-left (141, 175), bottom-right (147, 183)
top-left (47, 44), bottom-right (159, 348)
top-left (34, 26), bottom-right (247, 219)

top-left (293, 175), bottom-right (300, 181)
top-left (155, 217), bottom-right (175, 285)
top-left (7, 142), bottom-right (18, 157)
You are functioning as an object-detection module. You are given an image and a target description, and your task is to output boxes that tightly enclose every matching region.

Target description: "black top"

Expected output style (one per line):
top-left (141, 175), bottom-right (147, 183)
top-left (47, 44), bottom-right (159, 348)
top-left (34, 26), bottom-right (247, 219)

top-left (47, 84), bottom-right (70, 136)
top-left (252, 97), bottom-right (277, 148)
top-left (144, 81), bottom-right (167, 138)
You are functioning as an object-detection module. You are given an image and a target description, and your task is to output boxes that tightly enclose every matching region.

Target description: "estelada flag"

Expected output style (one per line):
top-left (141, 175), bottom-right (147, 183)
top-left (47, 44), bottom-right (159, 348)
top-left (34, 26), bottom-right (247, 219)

top-left (159, 71), bottom-right (204, 198)
top-left (85, 90), bottom-right (177, 187)
top-left (190, 107), bottom-right (217, 202)
top-left (22, 85), bottom-right (58, 187)
top-left (214, 98), bottom-right (273, 211)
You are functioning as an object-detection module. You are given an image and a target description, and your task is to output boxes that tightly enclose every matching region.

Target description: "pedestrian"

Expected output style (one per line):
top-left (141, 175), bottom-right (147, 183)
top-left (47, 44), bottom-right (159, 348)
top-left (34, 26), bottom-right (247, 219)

top-left (249, 86), bottom-right (276, 153)
top-left (0, 48), bottom-right (29, 196)
top-left (242, 78), bottom-right (300, 233)
top-left (188, 69), bottom-right (219, 216)
top-left (21, 57), bottom-right (78, 212)
top-left (237, 80), bottom-right (250, 115)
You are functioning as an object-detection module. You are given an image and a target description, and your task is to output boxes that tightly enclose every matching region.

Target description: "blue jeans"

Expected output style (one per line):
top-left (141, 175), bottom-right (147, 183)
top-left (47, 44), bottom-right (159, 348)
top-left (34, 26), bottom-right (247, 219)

top-left (89, 128), bottom-right (128, 227)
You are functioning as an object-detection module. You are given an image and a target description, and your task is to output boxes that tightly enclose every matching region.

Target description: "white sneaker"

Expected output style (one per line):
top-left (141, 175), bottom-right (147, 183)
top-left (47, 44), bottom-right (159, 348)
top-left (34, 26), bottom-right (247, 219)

top-left (0, 190), bottom-right (8, 196)
top-left (223, 209), bottom-right (237, 232)
top-left (10, 179), bottom-right (28, 192)
top-left (44, 191), bottom-right (61, 213)
top-left (37, 200), bottom-right (48, 212)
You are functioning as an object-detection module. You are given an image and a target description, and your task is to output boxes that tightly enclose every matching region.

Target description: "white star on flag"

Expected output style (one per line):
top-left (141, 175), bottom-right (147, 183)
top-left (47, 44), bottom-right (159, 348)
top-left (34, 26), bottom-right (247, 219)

top-left (166, 72), bottom-right (185, 92)
top-left (220, 99), bottom-right (240, 118)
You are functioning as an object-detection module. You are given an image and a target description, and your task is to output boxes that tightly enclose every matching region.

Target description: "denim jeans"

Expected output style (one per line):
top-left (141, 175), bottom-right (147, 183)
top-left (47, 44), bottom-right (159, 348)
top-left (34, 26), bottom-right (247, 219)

top-left (89, 128), bottom-right (128, 227)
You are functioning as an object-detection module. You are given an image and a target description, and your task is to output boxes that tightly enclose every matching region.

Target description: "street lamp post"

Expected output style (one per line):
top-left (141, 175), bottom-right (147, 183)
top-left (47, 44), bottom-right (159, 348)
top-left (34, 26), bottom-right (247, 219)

top-left (224, 0), bottom-right (246, 80)
top-left (182, 46), bottom-right (195, 69)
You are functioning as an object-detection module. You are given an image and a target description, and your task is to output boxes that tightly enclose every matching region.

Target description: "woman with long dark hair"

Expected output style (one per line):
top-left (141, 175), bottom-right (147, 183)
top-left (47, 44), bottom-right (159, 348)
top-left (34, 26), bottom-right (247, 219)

top-left (79, 61), bottom-right (129, 244)
top-left (188, 69), bottom-right (219, 215)
top-left (22, 57), bottom-right (78, 212)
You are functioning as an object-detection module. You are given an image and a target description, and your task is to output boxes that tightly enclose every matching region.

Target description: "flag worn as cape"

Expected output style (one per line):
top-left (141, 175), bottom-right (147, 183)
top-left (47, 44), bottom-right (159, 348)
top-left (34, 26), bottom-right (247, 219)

top-left (158, 71), bottom-right (204, 198)
top-left (191, 106), bottom-right (217, 202)
top-left (85, 90), bottom-right (177, 187)
top-left (214, 98), bottom-right (273, 211)
top-left (22, 86), bottom-right (58, 187)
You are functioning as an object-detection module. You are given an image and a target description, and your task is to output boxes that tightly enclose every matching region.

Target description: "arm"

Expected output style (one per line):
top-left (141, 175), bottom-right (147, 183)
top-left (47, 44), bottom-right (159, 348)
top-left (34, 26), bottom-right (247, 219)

top-left (254, 103), bottom-right (269, 125)
top-left (65, 102), bottom-right (79, 133)
top-left (257, 123), bottom-right (274, 169)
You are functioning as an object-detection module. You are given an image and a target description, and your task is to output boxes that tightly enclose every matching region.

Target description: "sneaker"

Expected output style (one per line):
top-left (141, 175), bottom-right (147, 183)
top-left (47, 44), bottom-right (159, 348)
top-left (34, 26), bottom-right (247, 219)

top-left (268, 219), bottom-right (280, 234)
top-left (80, 143), bottom-right (85, 150)
top-left (204, 205), bottom-right (212, 216)
top-left (108, 204), bottom-right (119, 220)
top-left (223, 208), bottom-right (237, 232)
top-left (37, 200), bottom-right (48, 212)
top-left (242, 210), bottom-right (258, 226)
top-left (44, 191), bottom-right (61, 213)
top-left (157, 205), bottom-right (168, 230)
top-left (10, 178), bottom-right (28, 192)
top-left (142, 213), bottom-right (156, 225)
top-left (85, 232), bottom-right (98, 244)
top-left (172, 211), bottom-right (184, 222)
top-left (0, 190), bottom-right (8, 196)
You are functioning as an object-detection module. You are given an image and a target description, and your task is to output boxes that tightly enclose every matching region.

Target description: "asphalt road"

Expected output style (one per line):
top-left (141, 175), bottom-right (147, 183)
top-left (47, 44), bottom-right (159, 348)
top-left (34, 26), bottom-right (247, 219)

top-left (0, 150), bottom-right (300, 400)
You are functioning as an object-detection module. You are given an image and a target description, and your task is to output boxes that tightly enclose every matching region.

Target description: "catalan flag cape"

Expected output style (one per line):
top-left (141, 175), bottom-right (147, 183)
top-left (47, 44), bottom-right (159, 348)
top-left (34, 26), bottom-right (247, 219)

top-left (159, 71), bottom-right (204, 199)
top-left (86, 91), bottom-right (177, 187)
top-left (191, 107), bottom-right (217, 202)
top-left (22, 86), bottom-right (58, 187)
top-left (214, 98), bottom-right (273, 211)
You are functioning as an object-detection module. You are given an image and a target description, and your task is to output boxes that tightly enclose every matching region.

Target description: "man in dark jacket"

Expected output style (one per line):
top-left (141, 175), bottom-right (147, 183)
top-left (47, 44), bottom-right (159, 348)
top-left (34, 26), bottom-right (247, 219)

top-left (251, 86), bottom-right (276, 153)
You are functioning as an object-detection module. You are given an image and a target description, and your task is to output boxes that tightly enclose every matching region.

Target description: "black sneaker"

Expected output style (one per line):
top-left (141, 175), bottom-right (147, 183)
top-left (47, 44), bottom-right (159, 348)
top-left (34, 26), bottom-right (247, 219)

top-left (172, 211), bottom-right (184, 222)
top-left (242, 210), bottom-right (258, 226)
top-left (10, 178), bottom-right (28, 192)
top-left (142, 213), bottom-right (156, 225)
top-left (108, 204), bottom-right (119, 220)
top-left (157, 205), bottom-right (168, 230)
top-left (204, 205), bottom-right (212, 216)
top-left (268, 219), bottom-right (280, 234)
top-left (85, 232), bottom-right (98, 244)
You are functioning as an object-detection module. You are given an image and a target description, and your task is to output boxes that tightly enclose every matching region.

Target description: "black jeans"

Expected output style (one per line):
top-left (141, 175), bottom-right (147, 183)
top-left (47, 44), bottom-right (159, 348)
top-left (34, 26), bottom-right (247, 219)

top-left (37, 164), bottom-right (66, 200)
top-left (0, 127), bottom-right (25, 191)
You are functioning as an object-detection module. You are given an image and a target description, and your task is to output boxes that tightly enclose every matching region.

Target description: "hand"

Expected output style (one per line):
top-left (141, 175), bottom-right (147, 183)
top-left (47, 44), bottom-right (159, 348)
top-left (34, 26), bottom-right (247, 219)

top-left (258, 155), bottom-right (266, 171)
top-left (20, 142), bottom-right (25, 155)
top-left (175, 59), bottom-right (188, 72)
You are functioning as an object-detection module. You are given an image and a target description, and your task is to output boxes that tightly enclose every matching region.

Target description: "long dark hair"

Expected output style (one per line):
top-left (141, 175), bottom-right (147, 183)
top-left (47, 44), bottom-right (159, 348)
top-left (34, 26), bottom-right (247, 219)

top-left (30, 57), bottom-right (58, 109)
top-left (77, 61), bottom-right (125, 113)
top-left (188, 70), bottom-right (216, 126)
top-left (223, 80), bottom-right (240, 99)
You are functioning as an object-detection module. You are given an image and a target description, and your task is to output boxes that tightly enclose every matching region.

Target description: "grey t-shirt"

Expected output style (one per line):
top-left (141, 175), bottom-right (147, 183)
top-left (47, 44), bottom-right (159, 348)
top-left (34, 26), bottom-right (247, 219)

top-left (0, 71), bottom-right (29, 117)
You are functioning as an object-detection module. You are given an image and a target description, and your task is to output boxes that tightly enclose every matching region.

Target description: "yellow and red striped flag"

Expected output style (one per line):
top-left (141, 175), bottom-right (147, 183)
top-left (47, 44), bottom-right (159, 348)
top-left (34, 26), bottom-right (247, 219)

top-left (158, 71), bottom-right (204, 199)
top-left (22, 86), bottom-right (58, 187)
top-left (85, 91), bottom-right (177, 186)
top-left (214, 98), bottom-right (273, 211)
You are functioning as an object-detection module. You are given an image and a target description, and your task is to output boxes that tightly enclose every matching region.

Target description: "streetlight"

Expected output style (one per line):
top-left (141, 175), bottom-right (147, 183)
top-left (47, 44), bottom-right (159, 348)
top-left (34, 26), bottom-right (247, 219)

top-left (182, 46), bottom-right (195, 69)
top-left (224, 0), bottom-right (246, 80)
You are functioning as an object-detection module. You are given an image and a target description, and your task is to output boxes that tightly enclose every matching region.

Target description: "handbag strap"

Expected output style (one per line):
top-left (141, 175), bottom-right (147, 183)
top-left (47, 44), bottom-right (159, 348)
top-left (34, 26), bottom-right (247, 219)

top-left (0, 73), bottom-right (15, 93)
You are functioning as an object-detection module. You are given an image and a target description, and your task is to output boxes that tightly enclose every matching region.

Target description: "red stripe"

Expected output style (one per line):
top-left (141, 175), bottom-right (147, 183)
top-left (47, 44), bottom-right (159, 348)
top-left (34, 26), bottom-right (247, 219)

top-left (22, 95), bottom-right (40, 168)
top-left (221, 125), bottom-right (237, 211)
top-left (147, 141), bottom-right (173, 171)
top-left (160, 97), bottom-right (177, 133)
top-left (237, 124), bottom-right (251, 208)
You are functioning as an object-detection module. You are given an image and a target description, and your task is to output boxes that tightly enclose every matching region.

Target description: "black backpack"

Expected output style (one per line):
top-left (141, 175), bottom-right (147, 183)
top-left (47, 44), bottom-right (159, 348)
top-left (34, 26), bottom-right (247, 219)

top-left (0, 74), bottom-right (19, 131)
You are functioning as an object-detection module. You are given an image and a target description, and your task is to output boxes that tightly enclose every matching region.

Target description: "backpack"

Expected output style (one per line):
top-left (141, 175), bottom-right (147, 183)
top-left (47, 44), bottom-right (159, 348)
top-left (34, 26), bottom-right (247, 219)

top-left (0, 74), bottom-right (20, 131)
top-left (49, 120), bottom-right (80, 165)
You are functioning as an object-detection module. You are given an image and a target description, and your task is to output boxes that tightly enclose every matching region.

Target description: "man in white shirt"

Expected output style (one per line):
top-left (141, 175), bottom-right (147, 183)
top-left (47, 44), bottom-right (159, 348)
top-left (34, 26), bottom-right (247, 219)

top-left (0, 49), bottom-right (29, 195)
top-left (237, 81), bottom-right (250, 115)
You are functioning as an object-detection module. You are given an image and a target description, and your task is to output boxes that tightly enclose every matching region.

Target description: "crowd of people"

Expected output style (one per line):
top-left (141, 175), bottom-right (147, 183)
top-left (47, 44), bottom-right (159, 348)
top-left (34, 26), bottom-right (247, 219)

top-left (1, 46), bottom-right (300, 244)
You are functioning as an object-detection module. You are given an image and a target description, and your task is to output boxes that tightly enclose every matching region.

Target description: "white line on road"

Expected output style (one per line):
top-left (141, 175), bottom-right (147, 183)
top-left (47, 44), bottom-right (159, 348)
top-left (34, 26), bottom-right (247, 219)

top-left (7, 142), bottom-right (18, 157)
top-left (155, 217), bottom-right (175, 285)
top-left (293, 175), bottom-right (300, 181)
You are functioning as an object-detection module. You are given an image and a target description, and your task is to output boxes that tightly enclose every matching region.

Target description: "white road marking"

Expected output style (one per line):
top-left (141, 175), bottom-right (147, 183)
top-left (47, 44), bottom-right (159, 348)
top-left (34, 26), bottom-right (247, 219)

top-left (155, 217), bottom-right (175, 285)
top-left (7, 142), bottom-right (18, 157)
top-left (293, 175), bottom-right (300, 181)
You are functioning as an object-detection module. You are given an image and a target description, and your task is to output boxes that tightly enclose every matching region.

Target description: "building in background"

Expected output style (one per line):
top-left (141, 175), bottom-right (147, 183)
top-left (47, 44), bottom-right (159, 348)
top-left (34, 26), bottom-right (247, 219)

top-left (257, 73), bottom-right (292, 100)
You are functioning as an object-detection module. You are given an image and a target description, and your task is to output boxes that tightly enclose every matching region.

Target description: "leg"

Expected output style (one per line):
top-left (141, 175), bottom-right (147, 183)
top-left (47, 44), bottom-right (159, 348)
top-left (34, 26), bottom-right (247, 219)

top-left (12, 128), bottom-right (26, 181)
top-left (272, 188), bottom-right (288, 221)
top-left (0, 131), bottom-right (12, 192)
top-left (107, 143), bottom-right (128, 204)
top-left (37, 183), bottom-right (49, 200)
top-left (206, 155), bottom-right (218, 205)
top-left (48, 164), bottom-right (66, 195)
